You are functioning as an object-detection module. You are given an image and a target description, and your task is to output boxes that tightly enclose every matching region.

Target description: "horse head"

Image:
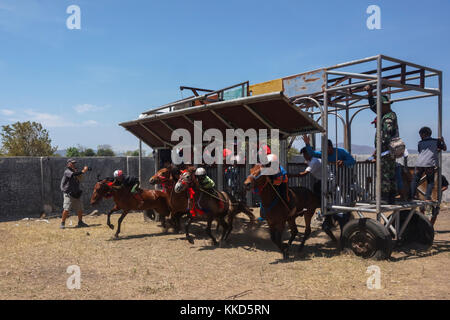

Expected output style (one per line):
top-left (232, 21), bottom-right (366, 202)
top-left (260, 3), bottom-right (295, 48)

top-left (149, 167), bottom-right (171, 185)
top-left (90, 180), bottom-right (113, 205)
top-left (244, 164), bottom-right (270, 192)
top-left (174, 170), bottom-right (195, 193)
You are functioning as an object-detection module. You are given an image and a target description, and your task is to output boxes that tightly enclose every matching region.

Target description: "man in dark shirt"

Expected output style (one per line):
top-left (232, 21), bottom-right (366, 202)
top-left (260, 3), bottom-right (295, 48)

top-left (60, 159), bottom-right (89, 229)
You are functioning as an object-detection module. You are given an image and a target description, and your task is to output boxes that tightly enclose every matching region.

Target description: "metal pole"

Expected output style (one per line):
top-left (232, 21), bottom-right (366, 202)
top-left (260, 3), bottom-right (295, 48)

top-left (245, 141), bottom-right (252, 207)
top-left (438, 72), bottom-right (443, 204)
top-left (322, 90), bottom-right (328, 216)
top-left (345, 80), bottom-right (351, 153)
top-left (376, 56), bottom-right (383, 219)
top-left (138, 139), bottom-right (142, 183)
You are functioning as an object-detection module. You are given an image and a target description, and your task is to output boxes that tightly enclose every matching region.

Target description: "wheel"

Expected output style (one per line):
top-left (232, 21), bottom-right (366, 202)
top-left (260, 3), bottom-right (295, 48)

top-left (389, 210), bottom-right (434, 248)
top-left (342, 218), bottom-right (393, 260)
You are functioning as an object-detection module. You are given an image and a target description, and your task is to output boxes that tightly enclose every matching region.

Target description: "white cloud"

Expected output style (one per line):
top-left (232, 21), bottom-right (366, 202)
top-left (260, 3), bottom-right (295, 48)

top-left (74, 104), bottom-right (104, 114)
top-left (23, 109), bottom-right (75, 127)
top-left (1, 109), bottom-right (15, 116)
top-left (83, 120), bottom-right (99, 126)
top-left (1, 108), bottom-right (102, 129)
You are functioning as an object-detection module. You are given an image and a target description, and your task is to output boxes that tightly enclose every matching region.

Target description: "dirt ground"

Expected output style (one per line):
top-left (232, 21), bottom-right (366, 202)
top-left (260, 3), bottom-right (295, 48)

top-left (0, 205), bottom-right (449, 300)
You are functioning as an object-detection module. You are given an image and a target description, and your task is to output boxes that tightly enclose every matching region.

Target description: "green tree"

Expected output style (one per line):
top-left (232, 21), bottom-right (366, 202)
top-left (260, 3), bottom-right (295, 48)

top-left (82, 148), bottom-right (96, 157)
top-left (0, 121), bottom-right (57, 156)
top-left (66, 147), bottom-right (81, 157)
top-left (97, 144), bottom-right (115, 156)
top-left (125, 150), bottom-right (145, 157)
top-left (288, 147), bottom-right (300, 162)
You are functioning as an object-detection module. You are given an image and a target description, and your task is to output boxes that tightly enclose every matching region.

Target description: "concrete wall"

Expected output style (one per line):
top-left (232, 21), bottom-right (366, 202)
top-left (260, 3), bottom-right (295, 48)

top-left (0, 157), bottom-right (155, 222)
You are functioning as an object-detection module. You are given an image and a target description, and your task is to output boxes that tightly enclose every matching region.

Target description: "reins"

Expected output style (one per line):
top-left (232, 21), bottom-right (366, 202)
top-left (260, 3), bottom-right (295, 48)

top-left (249, 171), bottom-right (291, 213)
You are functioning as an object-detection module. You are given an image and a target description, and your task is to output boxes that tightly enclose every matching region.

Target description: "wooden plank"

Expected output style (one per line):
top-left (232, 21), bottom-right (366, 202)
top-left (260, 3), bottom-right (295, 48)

top-left (249, 78), bottom-right (283, 96)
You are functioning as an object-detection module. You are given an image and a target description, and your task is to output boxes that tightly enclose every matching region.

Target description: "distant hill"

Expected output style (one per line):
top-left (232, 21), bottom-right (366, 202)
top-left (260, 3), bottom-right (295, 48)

top-left (55, 150), bottom-right (67, 157)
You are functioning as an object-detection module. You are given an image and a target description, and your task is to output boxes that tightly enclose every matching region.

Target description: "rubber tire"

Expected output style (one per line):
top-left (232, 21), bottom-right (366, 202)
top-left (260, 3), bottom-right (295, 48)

top-left (389, 210), bottom-right (434, 248)
top-left (342, 218), bottom-right (393, 260)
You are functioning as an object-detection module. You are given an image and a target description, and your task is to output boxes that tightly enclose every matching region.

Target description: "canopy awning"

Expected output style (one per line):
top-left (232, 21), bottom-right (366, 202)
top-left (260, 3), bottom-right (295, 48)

top-left (120, 92), bottom-right (324, 149)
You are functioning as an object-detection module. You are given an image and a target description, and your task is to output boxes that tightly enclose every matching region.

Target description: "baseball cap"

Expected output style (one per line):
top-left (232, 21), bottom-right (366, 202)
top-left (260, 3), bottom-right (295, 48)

top-left (381, 95), bottom-right (391, 104)
top-left (67, 158), bottom-right (77, 164)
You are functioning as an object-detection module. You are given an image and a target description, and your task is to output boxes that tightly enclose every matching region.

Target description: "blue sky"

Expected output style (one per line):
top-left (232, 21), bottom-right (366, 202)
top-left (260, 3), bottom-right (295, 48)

top-left (0, 0), bottom-right (449, 153)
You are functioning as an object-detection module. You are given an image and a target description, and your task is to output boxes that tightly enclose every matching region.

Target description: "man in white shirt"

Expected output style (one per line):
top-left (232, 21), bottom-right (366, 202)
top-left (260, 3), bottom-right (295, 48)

top-left (299, 147), bottom-right (322, 196)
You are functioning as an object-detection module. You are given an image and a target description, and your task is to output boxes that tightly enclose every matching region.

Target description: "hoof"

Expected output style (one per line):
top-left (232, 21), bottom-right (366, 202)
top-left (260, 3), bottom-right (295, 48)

top-left (114, 234), bottom-right (120, 239)
top-left (187, 238), bottom-right (194, 244)
top-left (108, 224), bottom-right (114, 230)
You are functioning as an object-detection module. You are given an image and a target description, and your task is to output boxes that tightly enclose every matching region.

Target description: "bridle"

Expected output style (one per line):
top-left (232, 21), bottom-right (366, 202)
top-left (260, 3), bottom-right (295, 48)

top-left (156, 174), bottom-right (174, 192)
top-left (247, 169), bottom-right (270, 195)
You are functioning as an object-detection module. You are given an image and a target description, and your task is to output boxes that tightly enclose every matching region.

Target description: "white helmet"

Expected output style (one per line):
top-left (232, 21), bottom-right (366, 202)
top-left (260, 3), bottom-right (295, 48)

top-left (195, 168), bottom-right (206, 176)
top-left (114, 169), bottom-right (123, 178)
top-left (267, 154), bottom-right (279, 163)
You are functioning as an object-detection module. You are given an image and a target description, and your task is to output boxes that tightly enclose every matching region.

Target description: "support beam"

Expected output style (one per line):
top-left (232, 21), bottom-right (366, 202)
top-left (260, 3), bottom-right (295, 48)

top-left (376, 56), bottom-right (382, 218)
top-left (242, 104), bottom-right (290, 136)
top-left (327, 70), bottom-right (378, 80)
top-left (138, 139), bottom-right (142, 184)
top-left (159, 119), bottom-right (175, 132)
top-left (139, 123), bottom-right (174, 147)
top-left (210, 110), bottom-right (233, 129)
top-left (381, 79), bottom-right (440, 95)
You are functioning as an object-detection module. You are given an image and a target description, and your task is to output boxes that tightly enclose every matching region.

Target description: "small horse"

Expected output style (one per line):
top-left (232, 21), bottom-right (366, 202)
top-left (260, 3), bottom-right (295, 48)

top-left (244, 164), bottom-right (320, 259)
top-left (90, 179), bottom-right (171, 238)
top-left (149, 165), bottom-right (190, 232)
top-left (174, 169), bottom-right (254, 245)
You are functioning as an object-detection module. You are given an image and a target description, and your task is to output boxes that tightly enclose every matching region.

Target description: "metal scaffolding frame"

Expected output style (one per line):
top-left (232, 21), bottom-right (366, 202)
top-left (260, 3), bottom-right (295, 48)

top-left (289, 54), bottom-right (442, 241)
top-left (121, 54), bottom-right (443, 244)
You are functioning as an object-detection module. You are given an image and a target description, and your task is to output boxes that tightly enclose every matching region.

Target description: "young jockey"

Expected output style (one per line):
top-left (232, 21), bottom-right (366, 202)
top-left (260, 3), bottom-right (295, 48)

top-left (112, 170), bottom-right (144, 207)
top-left (194, 167), bottom-right (216, 192)
top-left (264, 154), bottom-right (296, 216)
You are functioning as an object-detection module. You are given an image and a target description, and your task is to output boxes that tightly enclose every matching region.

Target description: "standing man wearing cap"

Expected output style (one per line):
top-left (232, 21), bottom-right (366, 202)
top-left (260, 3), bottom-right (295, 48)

top-left (60, 159), bottom-right (90, 229)
top-left (365, 85), bottom-right (400, 203)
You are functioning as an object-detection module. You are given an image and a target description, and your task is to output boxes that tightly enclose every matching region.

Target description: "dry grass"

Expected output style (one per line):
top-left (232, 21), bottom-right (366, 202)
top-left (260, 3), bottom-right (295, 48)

top-left (0, 205), bottom-right (449, 300)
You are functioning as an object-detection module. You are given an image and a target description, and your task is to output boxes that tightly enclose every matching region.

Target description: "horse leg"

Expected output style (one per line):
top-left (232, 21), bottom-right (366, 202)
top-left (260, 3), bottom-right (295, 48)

top-left (206, 217), bottom-right (218, 246)
top-left (298, 212), bottom-right (313, 252)
top-left (270, 226), bottom-right (288, 260)
top-left (224, 213), bottom-right (234, 242)
top-left (218, 215), bottom-right (230, 245)
top-left (185, 214), bottom-right (194, 244)
top-left (287, 217), bottom-right (299, 252)
top-left (114, 211), bottom-right (129, 238)
top-left (323, 215), bottom-right (338, 244)
top-left (171, 212), bottom-right (182, 233)
top-left (160, 215), bottom-right (169, 233)
top-left (107, 206), bottom-right (120, 230)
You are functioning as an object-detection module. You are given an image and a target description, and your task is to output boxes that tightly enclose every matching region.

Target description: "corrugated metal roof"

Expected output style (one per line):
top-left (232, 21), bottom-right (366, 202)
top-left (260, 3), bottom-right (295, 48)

top-left (120, 92), bottom-right (323, 149)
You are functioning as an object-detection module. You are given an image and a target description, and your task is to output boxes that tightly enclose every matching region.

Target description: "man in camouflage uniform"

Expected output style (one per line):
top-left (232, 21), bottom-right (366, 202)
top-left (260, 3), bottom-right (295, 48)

top-left (365, 85), bottom-right (399, 203)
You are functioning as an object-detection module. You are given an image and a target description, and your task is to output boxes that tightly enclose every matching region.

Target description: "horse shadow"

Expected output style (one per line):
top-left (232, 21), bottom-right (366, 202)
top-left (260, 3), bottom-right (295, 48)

top-left (194, 218), bottom-right (343, 259)
top-left (66, 223), bottom-right (102, 229)
top-left (107, 231), bottom-right (172, 241)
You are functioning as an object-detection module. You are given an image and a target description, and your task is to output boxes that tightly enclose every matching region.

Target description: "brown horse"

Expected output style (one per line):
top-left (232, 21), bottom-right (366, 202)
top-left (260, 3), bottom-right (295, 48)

top-left (174, 169), bottom-right (255, 246)
top-left (244, 164), bottom-right (319, 259)
top-left (90, 179), bottom-right (171, 238)
top-left (149, 165), bottom-right (189, 232)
